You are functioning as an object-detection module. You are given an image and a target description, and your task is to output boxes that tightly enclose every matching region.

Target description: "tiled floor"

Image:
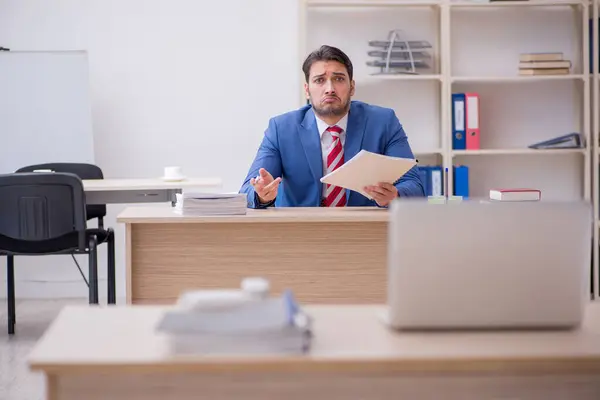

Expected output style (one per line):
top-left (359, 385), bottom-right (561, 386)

top-left (0, 298), bottom-right (85, 400)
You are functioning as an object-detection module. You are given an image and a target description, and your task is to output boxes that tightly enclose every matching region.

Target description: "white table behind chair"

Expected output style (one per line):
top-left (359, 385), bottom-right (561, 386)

top-left (83, 178), bottom-right (222, 205)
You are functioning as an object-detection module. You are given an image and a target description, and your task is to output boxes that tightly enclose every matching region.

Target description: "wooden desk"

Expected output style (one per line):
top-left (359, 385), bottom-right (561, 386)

top-left (28, 304), bottom-right (600, 400)
top-left (117, 207), bottom-right (389, 304)
top-left (83, 178), bottom-right (222, 204)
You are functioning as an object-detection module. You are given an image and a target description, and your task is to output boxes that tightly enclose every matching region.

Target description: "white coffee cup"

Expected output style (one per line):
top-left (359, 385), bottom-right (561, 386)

top-left (163, 166), bottom-right (184, 180)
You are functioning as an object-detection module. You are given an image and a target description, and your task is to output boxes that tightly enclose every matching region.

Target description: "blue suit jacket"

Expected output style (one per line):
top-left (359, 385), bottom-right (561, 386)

top-left (240, 101), bottom-right (425, 208)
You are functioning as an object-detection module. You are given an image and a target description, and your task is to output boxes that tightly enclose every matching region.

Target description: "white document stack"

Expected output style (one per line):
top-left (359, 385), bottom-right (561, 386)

top-left (155, 292), bottom-right (312, 355)
top-left (174, 192), bottom-right (247, 216)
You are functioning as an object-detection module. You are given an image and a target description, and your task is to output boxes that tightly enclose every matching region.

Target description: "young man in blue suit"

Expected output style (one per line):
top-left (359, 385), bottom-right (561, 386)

top-left (240, 45), bottom-right (425, 208)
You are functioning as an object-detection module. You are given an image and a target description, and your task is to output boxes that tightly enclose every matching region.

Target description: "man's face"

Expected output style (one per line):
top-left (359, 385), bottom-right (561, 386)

top-left (304, 60), bottom-right (355, 118)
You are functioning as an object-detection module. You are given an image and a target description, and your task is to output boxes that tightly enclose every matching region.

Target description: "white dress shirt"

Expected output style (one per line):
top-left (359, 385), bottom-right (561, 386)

top-left (314, 112), bottom-right (349, 198)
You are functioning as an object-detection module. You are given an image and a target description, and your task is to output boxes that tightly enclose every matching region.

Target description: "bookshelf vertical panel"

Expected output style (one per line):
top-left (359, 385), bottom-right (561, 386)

top-left (592, 0), bottom-right (599, 300)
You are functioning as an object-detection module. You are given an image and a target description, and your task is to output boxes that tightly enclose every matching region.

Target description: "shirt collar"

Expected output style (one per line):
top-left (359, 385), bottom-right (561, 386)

top-left (315, 112), bottom-right (349, 138)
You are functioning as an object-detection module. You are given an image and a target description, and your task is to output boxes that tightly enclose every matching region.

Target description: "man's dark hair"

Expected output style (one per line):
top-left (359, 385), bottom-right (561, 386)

top-left (302, 45), bottom-right (353, 82)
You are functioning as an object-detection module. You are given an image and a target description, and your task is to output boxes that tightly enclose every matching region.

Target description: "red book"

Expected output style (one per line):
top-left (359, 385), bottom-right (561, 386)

top-left (465, 93), bottom-right (480, 150)
top-left (489, 188), bottom-right (541, 202)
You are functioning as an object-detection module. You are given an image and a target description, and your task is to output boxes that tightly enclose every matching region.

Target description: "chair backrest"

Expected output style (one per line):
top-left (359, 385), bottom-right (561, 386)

top-left (0, 172), bottom-right (87, 250)
top-left (15, 163), bottom-right (106, 222)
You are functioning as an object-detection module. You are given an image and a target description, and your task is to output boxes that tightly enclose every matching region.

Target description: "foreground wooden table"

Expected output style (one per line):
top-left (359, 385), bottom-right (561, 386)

top-left (117, 207), bottom-right (389, 304)
top-left (29, 304), bottom-right (600, 400)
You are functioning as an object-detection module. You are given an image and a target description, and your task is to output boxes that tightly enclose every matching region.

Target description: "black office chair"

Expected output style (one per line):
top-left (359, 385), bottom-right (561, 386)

top-left (16, 163), bottom-right (116, 306)
top-left (16, 163), bottom-right (107, 227)
top-left (0, 172), bottom-right (114, 334)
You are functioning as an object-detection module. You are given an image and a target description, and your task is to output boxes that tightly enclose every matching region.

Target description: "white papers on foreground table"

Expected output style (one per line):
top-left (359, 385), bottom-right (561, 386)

top-left (320, 150), bottom-right (417, 199)
top-left (175, 192), bottom-right (247, 215)
top-left (155, 293), bottom-right (312, 355)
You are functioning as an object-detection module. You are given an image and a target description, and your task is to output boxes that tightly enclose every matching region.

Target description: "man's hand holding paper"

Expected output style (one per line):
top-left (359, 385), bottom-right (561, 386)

top-left (363, 182), bottom-right (399, 207)
top-left (320, 150), bottom-right (417, 206)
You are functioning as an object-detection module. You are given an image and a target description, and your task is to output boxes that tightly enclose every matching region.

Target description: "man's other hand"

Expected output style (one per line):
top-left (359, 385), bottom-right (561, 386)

top-left (250, 168), bottom-right (281, 204)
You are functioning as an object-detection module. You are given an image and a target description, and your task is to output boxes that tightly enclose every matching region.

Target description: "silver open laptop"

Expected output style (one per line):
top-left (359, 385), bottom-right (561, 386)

top-left (386, 199), bottom-right (591, 330)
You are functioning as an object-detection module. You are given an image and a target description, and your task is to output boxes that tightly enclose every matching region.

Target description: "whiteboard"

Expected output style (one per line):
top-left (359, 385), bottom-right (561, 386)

top-left (0, 51), bottom-right (95, 174)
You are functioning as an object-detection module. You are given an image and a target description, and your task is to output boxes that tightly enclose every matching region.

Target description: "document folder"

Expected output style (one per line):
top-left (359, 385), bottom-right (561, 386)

top-left (452, 93), bottom-right (466, 150)
top-left (320, 150), bottom-right (417, 200)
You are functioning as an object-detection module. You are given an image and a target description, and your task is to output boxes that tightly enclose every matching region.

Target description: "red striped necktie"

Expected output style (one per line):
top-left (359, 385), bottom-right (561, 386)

top-left (323, 125), bottom-right (347, 207)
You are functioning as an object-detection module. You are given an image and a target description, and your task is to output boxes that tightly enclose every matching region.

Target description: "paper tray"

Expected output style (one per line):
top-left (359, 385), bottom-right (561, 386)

top-left (368, 40), bottom-right (432, 49)
top-left (368, 50), bottom-right (431, 58)
top-left (366, 60), bottom-right (430, 69)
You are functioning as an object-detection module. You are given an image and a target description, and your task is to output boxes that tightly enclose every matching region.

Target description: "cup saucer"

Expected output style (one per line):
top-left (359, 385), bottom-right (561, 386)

top-left (160, 176), bottom-right (187, 182)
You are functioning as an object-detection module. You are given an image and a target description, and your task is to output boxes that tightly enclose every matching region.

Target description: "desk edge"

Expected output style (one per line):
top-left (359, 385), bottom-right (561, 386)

top-left (28, 356), bottom-right (600, 375)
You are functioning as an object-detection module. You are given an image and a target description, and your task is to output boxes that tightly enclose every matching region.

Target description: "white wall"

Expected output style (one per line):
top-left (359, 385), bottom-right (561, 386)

top-left (0, 0), bottom-right (301, 300)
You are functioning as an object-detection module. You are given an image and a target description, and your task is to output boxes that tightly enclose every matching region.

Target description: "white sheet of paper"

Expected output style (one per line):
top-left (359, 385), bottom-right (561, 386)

top-left (320, 150), bottom-right (417, 199)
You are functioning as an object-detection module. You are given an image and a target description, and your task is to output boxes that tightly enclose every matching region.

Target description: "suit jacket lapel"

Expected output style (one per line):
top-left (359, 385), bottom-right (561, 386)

top-left (298, 108), bottom-right (323, 183)
top-left (344, 102), bottom-right (367, 203)
top-left (344, 102), bottom-right (367, 163)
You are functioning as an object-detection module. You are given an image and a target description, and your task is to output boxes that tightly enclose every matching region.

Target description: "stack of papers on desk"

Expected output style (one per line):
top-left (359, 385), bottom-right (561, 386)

top-left (156, 295), bottom-right (312, 355)
top-left (174, 192), bottom-right (247, 215)
top-left (320, 150), bottom-right (417, 199)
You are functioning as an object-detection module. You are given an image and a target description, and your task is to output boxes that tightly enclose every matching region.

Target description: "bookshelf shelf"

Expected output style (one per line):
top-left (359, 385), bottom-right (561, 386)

top-left (366, 74), bottom-right (443, 81)
top-left (306, 0), bottom-right (583, 6)
top-left (452, 148), bottom-right (587, 156)
top-left (450, 0), bottom-right (584, 7)
top-left (415, 149), bottom-right (444, 155)
top-left (301, 0), bottom-right (596, 297)
top-left (451, 75), bottom-right (586, 83)
top-left (592, 0), bottom-right (599, 300)
top-left (306, 0), bottom-right (441, 7)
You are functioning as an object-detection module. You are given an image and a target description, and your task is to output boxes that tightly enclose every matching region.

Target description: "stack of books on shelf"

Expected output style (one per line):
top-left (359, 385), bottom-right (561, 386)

top-left (174, 191), bottom-right (247, 216)
top-left (519, 52), bottom-right (571, 76)
top-left (366, 29), bottom-right (433, 75)
top-left (489, 188), bottom-right (541, 202)
top-left (155, 278), bottom-right (312, 355)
